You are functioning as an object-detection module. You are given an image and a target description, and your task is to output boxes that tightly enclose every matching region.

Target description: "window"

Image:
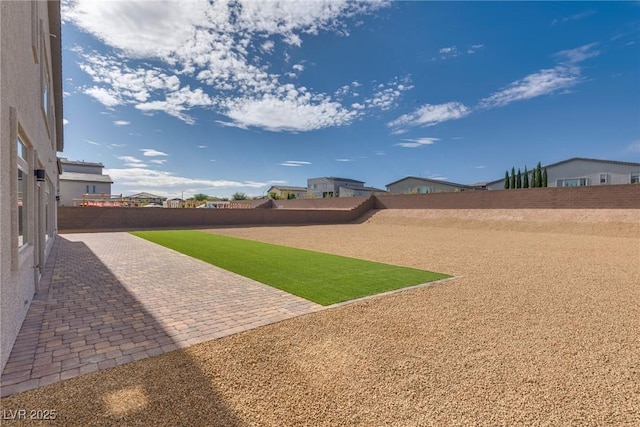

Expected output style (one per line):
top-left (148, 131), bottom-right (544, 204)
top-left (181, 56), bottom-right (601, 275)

top-left (93, 185), bottom-right (96, 193)
top-left (600, 174), bottom-right (607, 184)
top-left (31, 2), bottom-right (39, 63)
top-left (417, 186), bottom-right (435, 194)
top-left (86, 185), bottom-right (90, 194)
top-left (17, 137), bottom-right (29, 248)
top-left (631, 172), bottom-right (640, 184)
top-left (557, 178), bottom-right (587, 187)
top-left (45, 179), bottom-right (50, 241)
top-left (40, 26), bottom-right (53, 138)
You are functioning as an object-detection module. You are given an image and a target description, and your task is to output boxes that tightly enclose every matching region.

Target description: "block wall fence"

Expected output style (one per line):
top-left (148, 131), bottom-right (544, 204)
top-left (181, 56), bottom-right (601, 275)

top-left (58, 184), bottom-right (639, 232)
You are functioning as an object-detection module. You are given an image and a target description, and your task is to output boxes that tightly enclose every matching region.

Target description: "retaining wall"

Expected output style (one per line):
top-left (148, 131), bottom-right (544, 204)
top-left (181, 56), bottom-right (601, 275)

top-left (269, 196), bottom-right (370, 209)
top-left (58, 196), bottom-right (376, 232)
top-left (374, 185), bottom-right (640, 209)
top-left (58, 185), bottom-right (639, 232)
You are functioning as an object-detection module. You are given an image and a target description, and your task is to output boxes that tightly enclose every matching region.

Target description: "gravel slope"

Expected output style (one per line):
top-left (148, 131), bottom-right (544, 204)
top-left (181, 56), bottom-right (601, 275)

top-left (1, 209), bottom-right (639, 426)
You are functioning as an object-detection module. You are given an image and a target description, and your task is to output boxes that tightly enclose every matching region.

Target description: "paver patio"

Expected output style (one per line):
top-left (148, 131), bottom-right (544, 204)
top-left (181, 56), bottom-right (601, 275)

top-left (0, 232), bottom-right (322, 397)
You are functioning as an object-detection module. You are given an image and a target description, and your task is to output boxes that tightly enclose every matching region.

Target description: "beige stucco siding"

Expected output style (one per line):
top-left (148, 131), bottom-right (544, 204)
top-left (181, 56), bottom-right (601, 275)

top-left (1, 1), bottom-right (62, 372)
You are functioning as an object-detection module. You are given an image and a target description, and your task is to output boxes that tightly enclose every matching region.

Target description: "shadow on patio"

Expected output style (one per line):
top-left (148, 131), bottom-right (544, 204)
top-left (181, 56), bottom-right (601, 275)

top-left (0, 236), bottom-right (242, 425)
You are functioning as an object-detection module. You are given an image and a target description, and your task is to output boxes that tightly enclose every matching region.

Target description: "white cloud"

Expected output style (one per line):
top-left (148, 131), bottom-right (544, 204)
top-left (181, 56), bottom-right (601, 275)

top-left (104, 167), bottom-right (267, 189)
top-left (63, 118), bottom-right (69, 125)
top-left (261, 40), bottom-right (275, 53)
top-left (335, 158), bottom-right (353, 162)
top-left (388, 102), bottom-right (470, 130)
top-left (479, 65), bottom-right (581, 109)
top-left (110, 143), bottom-right (126, 148)
top-left (150, 159), bottom-right (167, 165)
top-left (116, 155), bottom-right (147, 168)
top-left (140, 149), bottom-right (168, 157)
top-left (626, 140), bottom-right (640, 152)
top-left (279, 160), bottom-right (311, 167)
top-left (438, 46), bottom-right (458, 59)
top-left (551, 10), bottom-right (595, 26)
top-left (365, 77), bottom-right (413, 111)
top-left (395, 137), bottom-right (440, 148)
top-left (84, 86), bottom-right (121, 107)
top-left (113, 120), bottom-right (130, 126)
top-left (198, 145), bottom-right (207, 149)
top-left (64, 0), bottom-right (390, 131)
top-left (85, 139), bottom-right (100, 146)
top-left (467, 44), bottom-right (484, 54)
top-left (427, 175), bottom-right (448, 181)
top-left (480, 43), bottom-right (598, 109)
top-left (555, 43), bottom-right (600, 64)
top-left (475, 165), bottom-right (486, 169)
top-left (220, 93), bottom-right (359, 132)
top-left (117, 155), bottom-right (143, 163)
top-left (135, 86), bottom-right (214, 124)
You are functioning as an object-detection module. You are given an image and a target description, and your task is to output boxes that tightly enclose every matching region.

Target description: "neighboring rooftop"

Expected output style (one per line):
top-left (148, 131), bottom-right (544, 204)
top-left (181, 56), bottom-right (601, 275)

top-left (59, 157), bottom-right (105, 168)
top-left (126, 192), bottom-right (167, 200)
top-left (386, 176), bottom-right (472, 189)
top-left (59, 172), bottom-right (113, 183)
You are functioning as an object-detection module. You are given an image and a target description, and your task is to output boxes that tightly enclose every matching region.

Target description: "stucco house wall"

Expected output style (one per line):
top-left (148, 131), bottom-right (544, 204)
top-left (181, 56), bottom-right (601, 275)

top-left (267, 186), bottom-right (309, 200)
top-left (58, 158), bottom-right (112, 205)
top-left (386, 177), bottom-right (471, 194)
top-left (486, 158), bottom-right (640, 190)
top-left (58, 178), bottom-right (112, 206)
top-left (307, 177), bottom-right (365, 198)
top-left (339, 186), bottom-right (388, 197)
top-left (0, 0), bottom-right (63, 372)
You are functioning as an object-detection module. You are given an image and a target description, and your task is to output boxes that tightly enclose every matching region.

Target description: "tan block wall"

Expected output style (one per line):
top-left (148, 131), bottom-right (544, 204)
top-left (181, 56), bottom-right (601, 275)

top-left (58, 197), bottom-right (376, 232)
top-left (374, 185), bottom-right (640, 209)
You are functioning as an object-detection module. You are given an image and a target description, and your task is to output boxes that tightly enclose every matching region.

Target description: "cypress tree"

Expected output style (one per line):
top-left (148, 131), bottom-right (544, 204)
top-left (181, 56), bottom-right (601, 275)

top-left (523, 165), bottom-right (529, 188)
top-left (535, 162), bottom-right (543, 187)
top-left (504, 171), bottom-right (509, 189)
top-left (542, 168), bottom-right (548, 187)
top-left (510, 167), bottom-right (516, 189)
top-left (516, 168), bottom-right (522, 188)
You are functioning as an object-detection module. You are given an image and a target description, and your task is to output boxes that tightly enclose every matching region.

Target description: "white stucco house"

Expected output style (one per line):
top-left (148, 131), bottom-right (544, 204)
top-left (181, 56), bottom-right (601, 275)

top-left (0, 1), bottom-right (64, 372)
top-left (386, 176), bottom-right (472, 194)
top-left (58, 158), bottom-right (113, 206)
top-left (485, 158), bottom-right (640, 190)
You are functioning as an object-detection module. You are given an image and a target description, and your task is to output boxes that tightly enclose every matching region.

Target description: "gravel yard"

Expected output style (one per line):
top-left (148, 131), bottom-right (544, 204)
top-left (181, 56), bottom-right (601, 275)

top-left (1, 209), bottom-right (639, 426)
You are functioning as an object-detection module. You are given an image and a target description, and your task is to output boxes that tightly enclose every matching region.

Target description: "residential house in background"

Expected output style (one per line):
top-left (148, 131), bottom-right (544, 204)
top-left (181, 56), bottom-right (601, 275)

top-left (126, 192), bottom-right (166, 205)
top-left (339, 185), bottom-right (388, 197)
top-left (386, 177), bottom-right (472, 194)
top-left (307, 177), bottom-right (368, 198)
top-left (58, 157), bottom-right (112, 205)
top-left (485, 158), bottom-right (640, 190)
top-left (0, 0), bottom-right (63, 372)
top-left (267, 185), bottom-right (308, 200)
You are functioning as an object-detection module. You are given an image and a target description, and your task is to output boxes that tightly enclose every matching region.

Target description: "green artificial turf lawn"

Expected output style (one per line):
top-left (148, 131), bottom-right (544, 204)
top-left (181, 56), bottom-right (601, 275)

top-left (132, 230), bottom-right (450, 306)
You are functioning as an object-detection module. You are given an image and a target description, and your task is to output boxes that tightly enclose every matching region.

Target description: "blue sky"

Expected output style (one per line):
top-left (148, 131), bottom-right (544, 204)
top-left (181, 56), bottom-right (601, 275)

top-left (60, 0), bottom-right (640, 198)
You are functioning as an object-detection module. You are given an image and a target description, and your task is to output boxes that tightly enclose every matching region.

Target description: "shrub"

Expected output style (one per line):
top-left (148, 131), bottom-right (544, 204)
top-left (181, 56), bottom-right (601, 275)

top-left (536, 162), bottom-right (543, 187)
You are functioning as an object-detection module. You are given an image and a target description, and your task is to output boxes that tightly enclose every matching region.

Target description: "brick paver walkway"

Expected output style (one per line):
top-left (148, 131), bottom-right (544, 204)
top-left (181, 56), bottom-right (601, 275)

top-left (0, 233), bottom-right (322, 397)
